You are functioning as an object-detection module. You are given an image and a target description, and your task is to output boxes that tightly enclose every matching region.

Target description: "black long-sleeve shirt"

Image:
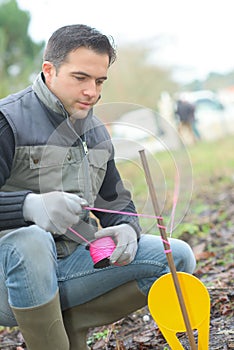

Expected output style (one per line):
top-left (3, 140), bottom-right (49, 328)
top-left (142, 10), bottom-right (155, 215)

top-left (0, 113), bottom-right (32, 229)
top-left (0, 113), bottom-right (141, 234)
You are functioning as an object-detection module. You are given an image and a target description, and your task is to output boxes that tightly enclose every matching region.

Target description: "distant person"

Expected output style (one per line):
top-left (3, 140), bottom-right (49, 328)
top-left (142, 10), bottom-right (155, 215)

top-left (175, 98), bottom-right (201, 143)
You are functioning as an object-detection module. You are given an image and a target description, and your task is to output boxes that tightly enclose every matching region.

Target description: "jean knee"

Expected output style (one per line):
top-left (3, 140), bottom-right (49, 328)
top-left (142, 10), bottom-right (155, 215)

top-left (0, 226), bottom-right (58, 307)
top-left (170, 238), bottom-right (196, 273)
top-left (1, 226), bottom-right (57, 275)
top-left (4, 225), bottom-right (55, 255)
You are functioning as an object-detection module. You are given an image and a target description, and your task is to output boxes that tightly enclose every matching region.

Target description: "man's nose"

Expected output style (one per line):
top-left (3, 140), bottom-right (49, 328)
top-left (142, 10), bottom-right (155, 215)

top-left (83, 81), bottom-right (98, 98)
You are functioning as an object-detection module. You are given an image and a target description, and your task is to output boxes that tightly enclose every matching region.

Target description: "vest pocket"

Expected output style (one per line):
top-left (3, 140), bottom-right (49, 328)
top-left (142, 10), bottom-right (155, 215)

top-left (29, 145), bottom-right (71, 169)
top-left (28, 145), bottom-right (85, 194)
top-left (87, 149), bottom-right (109, 196)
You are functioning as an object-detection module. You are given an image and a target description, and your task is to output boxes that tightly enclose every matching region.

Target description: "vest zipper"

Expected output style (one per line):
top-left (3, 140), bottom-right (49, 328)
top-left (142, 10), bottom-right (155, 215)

top-left (65, 117), bottom-right (92, 211)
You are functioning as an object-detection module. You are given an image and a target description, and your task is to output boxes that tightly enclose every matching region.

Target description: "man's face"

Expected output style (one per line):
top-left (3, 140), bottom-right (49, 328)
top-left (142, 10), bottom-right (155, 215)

top-left (43, 47), bottom-right (109, 121)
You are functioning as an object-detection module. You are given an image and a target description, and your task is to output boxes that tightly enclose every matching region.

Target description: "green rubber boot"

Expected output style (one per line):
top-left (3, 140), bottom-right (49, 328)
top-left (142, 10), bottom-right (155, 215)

top-left (12, 290), bottom-right (69, 350)
top-left (63, 280), bottom-right (147, 350)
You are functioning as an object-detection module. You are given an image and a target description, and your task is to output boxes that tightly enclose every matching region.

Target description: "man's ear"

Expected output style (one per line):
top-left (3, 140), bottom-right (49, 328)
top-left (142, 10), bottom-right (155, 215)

top-left (42, 61), bottom-right (55, 84)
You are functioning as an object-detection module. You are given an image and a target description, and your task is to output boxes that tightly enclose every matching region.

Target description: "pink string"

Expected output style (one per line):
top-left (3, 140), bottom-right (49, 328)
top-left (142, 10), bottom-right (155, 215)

top-left (68, 227), bottom-right (94, 246)
top-left (161, 238), bottom-right (170, 246)
top-left (68, 207), bottom-right (163, 248)
top-left (157, 224), bottom-right (167, 229)
top-left (89, 237), bottom-right (116, 266)
top-left (68, 169), bottom-right (179, 259)
top-left (68, 225), bottom-right (172, 258)
top-left (161, 239), bottom-right (171, 254)
top-left (68, 227), bottom-right (115, 267)
top-left (169, 168), bottom-right (180, 237)
top-left (85, 206), bottom-right (163, 220)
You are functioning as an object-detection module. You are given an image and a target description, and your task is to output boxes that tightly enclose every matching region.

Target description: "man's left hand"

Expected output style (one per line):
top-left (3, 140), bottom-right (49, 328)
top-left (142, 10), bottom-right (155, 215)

top-left (95, 224), bottom-right (138, 266)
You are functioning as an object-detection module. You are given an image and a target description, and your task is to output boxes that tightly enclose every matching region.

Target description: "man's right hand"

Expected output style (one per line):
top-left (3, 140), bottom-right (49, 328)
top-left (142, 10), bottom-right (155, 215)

top-left (23, 191), bottom-right (88, 234)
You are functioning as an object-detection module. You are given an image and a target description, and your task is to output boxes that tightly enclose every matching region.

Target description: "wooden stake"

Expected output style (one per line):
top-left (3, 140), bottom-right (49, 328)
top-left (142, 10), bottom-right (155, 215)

top-left (139, 149), bottom-right (197, 350)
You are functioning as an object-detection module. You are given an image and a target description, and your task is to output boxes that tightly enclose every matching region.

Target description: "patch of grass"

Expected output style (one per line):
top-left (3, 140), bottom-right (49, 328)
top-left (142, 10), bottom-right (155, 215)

top-left (188, 137), bottom-right (234, 179)
top-left (116, 136), bottom-right (234, 239)
top-left (173, 222), bottom-right (201, 237)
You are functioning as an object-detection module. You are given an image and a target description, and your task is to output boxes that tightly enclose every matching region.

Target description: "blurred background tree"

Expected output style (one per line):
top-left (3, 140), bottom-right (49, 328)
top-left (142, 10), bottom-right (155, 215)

top-left (1, 0), bottom-right (234, 112)
top-left (101, 42), bottom-right (180, 110)
top-left (0, 0), bottom-right (180, 109)
top-left (0, 0), bottom-right (44, 97)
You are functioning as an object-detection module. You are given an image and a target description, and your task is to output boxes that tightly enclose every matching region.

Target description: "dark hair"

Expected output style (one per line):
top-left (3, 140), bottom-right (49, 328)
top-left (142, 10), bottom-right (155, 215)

top-left (43, 24), bottom-right (117, 69)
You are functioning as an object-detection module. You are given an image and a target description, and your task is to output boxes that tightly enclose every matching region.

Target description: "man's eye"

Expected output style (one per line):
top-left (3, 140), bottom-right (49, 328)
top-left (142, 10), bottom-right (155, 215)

top-left (96, 80), bottom-right (105, 86)
top-left (75, 76), bottom-right (85, 81)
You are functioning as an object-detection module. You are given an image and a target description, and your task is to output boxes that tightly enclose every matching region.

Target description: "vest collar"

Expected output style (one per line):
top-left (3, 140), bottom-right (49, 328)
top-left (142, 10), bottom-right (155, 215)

top-left (32, 72), bottom-right (94, 136)
top-left (32, 72), bottom-right (68, 118)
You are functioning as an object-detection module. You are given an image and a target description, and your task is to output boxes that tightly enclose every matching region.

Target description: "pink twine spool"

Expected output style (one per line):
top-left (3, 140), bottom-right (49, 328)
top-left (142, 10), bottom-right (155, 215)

top-left (89, 237), bottom-right (116, 268)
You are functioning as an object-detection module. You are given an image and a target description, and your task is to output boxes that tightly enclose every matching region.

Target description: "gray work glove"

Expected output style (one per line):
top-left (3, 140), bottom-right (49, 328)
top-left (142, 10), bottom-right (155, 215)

top-left (23, 191), bottom-right (88, 234)
top-left (95, 223), bottom-right (138, 266)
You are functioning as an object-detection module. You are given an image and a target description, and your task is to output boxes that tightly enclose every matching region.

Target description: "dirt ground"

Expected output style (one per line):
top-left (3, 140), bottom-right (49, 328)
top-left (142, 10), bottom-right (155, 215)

top-left (0, 178), bottom-right (233, 349)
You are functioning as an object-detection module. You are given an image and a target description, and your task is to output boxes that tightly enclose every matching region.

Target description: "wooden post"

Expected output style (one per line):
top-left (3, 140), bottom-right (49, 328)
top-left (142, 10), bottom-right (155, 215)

top-left (139, 149), bottom-right (197, 350)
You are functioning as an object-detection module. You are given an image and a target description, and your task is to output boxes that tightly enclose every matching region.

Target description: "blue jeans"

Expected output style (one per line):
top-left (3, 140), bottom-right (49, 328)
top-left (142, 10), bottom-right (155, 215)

top-left (0, 225), bottom-right (196, 326)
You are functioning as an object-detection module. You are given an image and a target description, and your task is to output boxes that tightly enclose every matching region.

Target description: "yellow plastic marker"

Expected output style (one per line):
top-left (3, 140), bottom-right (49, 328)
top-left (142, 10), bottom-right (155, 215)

top-left (148, 272), bottom-right (210, 349)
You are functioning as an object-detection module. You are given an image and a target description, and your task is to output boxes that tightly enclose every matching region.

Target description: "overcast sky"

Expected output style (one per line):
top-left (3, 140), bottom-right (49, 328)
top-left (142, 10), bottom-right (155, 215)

top-left (17, 0), bottom-right (234, 83)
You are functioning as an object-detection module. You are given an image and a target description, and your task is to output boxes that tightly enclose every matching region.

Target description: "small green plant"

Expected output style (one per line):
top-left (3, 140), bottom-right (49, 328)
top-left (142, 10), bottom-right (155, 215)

top-left (174, 222), bottom-right (200, 237)
top-left (87, 328), bottom-right (109, 345)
